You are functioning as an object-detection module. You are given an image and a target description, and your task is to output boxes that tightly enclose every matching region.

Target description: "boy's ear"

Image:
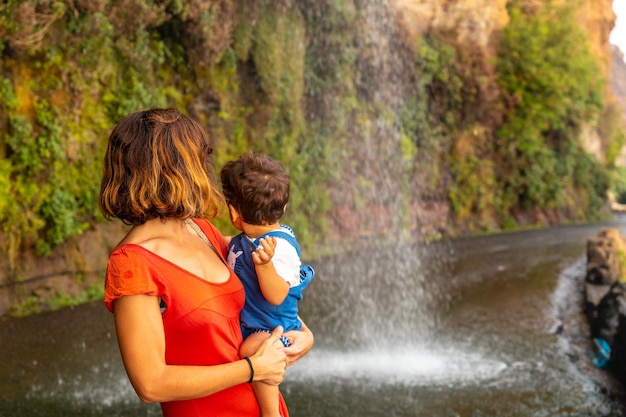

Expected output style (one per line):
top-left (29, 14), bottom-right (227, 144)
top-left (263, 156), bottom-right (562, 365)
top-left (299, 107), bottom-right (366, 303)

top-left (283, 204), bottom-right (288, 214)
top-left (228, 204), bottom-right (240, 221)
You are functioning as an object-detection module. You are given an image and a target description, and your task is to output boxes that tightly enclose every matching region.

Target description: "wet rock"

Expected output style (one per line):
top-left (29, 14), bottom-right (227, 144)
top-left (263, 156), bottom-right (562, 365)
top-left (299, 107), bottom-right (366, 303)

top-left (586, 282), bottom-right (625, 345)
top-left (586, 230), bottom-right (622, 285)
top-left (585, 228), bottom-right (626, 385)
top-left (611, 308), bottom-right (626, 380)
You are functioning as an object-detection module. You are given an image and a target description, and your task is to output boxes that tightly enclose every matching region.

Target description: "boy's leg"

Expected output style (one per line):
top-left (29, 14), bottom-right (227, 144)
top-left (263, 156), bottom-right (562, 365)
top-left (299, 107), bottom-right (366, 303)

top-left (253, 376), bottom-right (281, 417)
top-left (240, 331), bottom-right (282, 417)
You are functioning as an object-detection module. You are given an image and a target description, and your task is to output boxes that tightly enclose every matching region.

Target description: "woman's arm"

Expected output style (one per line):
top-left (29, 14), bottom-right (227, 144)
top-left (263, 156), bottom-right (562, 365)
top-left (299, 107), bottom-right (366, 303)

top-left (283, 319), bottom-right (314, 366)
top-left (114, 294), bottom-right (287, 403)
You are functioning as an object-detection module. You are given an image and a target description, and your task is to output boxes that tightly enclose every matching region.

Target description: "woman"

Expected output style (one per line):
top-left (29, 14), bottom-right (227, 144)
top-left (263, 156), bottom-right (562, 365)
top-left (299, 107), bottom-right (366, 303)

top-left (99, 108), bottom-right (313, 416)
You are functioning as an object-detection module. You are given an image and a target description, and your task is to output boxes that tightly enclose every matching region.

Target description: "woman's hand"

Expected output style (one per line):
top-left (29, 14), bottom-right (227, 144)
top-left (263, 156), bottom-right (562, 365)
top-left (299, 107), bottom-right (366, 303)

top-left (283, 320), bottom-right (314, 366)
top-left (250, 326), bottom-right (288, 385)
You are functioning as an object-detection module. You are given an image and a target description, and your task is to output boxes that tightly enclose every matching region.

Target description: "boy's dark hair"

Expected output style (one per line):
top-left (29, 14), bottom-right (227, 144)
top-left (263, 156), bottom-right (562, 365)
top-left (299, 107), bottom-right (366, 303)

top-left (220, 152), bottom-right (290, 225)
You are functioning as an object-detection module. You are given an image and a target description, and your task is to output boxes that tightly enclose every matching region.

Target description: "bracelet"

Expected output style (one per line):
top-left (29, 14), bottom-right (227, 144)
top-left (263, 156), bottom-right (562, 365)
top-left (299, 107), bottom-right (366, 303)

top-left (243, 356), bottom-right (254, 383)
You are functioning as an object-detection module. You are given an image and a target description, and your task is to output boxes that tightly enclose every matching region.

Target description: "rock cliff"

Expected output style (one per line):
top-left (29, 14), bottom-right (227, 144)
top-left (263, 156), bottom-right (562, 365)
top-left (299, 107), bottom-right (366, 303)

top-left (389, 0), bottom-right (617, 159)
top-left (611, 45), bottom-right (626, 124)
top-left (0, 0), bottom-right (622, 317)
top-left (391, 0), bottom-right (615, 74)
top-left (390, 0), bottom-right (509, 50)
top-left (576, 0), bottom-right (616, 80)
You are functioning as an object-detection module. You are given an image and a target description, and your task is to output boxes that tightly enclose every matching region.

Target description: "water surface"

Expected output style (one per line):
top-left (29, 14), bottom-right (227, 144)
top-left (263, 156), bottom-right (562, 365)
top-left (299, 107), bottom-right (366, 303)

top-left (2, 220), bottom-right (626, 416)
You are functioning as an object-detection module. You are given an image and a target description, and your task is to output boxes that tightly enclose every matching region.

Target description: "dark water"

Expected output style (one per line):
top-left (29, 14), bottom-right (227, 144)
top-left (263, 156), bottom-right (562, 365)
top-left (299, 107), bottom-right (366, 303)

top-left (2, 219), bottom-right (626, 417)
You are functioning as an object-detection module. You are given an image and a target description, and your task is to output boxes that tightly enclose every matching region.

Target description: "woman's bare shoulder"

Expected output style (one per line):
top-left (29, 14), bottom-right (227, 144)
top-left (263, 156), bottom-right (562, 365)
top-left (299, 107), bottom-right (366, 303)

top-left (117, 220), bottom-right (177, 253)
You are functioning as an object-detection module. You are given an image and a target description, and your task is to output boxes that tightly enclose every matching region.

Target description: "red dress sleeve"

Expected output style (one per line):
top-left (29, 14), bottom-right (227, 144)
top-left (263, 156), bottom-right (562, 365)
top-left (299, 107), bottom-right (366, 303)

top-left (103, 246), bottom-right (166, 312)
top-left (103, 219), bottom-right (224, 313)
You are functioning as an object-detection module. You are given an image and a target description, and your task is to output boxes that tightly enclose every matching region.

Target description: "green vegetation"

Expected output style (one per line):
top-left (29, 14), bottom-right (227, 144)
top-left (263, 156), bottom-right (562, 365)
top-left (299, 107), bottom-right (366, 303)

top-left (495, 0), bottom-right (608, 220)
top-left (9, 283), bottom-right (103, 317)
top-left (0, 0), bottom-right (336, 276)
top-left (0, 1), bottom-right (176, 269)
top-left (401, 33), bottom-right (503, 233)
top-left (207, 1), bottom-right (337, 246)
top-left (400, 35), bottom-right (458, 195)
top-left (397, 0), bottom-right (623, 234)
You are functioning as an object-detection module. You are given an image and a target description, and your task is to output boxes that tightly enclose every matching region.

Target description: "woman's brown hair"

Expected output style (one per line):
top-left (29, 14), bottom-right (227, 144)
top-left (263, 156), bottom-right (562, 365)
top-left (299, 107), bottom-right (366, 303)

top-left (99, 108), bottom-right (225, 225)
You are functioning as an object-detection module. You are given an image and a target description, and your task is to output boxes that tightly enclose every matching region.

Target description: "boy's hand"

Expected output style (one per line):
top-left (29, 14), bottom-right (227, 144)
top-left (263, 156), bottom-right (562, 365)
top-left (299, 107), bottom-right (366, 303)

top-left (252, 236), bottom-right (277, 265)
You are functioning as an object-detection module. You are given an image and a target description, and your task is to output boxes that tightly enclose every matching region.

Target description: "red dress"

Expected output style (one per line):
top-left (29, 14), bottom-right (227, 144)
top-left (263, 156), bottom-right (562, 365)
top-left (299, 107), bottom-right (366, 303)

top-left (104, 219), bottom-right (289, 417)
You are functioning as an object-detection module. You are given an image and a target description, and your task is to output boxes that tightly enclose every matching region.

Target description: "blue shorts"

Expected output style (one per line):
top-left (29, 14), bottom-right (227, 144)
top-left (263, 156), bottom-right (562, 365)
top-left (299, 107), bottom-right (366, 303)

top-left (251, 329), bottom-right (292, 347)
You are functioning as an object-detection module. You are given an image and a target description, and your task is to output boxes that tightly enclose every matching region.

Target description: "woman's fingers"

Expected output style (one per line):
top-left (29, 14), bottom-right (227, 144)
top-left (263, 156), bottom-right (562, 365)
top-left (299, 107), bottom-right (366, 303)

top-left (254, 327), bottom-right (287, 385)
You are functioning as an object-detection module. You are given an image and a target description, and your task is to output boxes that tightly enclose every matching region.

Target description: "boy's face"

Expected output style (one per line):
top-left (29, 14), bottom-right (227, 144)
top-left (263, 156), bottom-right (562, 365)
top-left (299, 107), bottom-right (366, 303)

top-left (228, 205), bottom-right (244, 232)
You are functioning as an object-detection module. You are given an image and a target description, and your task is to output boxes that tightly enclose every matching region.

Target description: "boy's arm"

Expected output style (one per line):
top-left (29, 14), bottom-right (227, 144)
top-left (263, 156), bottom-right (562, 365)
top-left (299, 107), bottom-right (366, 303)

top-left (253, 237), bottom-right (289, 305)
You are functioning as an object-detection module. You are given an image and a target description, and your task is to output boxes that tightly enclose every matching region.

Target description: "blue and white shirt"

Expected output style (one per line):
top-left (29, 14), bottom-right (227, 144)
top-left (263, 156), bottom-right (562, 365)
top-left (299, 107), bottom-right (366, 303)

top-left (227, 225), bottom-right (315, 339)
